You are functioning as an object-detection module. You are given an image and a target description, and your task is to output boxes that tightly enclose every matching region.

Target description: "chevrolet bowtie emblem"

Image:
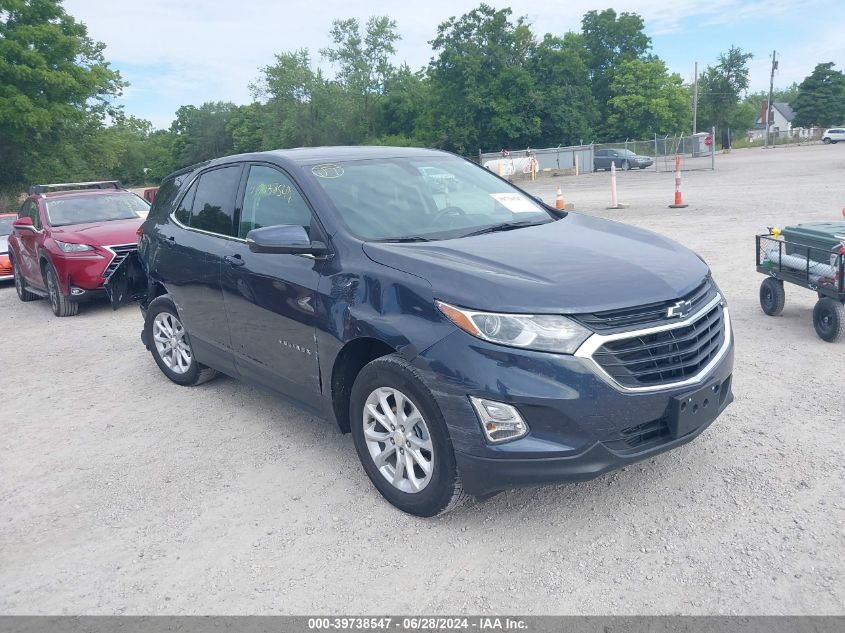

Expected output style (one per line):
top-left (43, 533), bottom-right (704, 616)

top-left (667, 299), bottom-right (693, 318)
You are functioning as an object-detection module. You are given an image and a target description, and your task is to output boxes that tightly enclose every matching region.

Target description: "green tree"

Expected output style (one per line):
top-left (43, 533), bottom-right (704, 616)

top-left (606, 58), bottom-right (689, 138)
top-left (320, 16), bottom-right (400, 140)
top-left (792, 63), bottom-right (845, 128)
top-left (697, 46), bottom-right (753, 132)
top-left (530, 32), bottom-right (597, 145)
top-left (170, 101), bottom-right (236, 166)
top-left (377, 64), bottom-right (430, 143)
top-left (427, 4), bottom-right (539, 153)
top-left (580, 8), bottom-right (651, 128)
top-left (228, 103), bottom-right (270, 153)
top-left (0, 0), bottom-right (124, 200)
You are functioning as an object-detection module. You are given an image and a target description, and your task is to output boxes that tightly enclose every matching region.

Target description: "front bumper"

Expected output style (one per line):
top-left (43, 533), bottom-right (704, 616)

top-left (52, 253), bottom-right (110, 295)
top-left (413, 312), bottom-right (735, 496)
top-left (456, 386), bottom-right (731, 496)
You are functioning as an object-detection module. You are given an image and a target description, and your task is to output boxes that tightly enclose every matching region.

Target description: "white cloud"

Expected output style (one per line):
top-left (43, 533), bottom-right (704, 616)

top-left (63, 0), bottom-right (838, 123)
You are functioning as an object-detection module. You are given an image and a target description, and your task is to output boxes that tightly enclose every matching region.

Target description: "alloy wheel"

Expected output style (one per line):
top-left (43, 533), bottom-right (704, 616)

top-left (152, 312), bottom-right (193, 374)
top-left (363, 387), bottom-right (434, 494)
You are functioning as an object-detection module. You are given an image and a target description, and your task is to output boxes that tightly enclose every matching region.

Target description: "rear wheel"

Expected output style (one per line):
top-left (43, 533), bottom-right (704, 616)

top-left (45, 266), bottom-right (79, 317)
top-left (759, 278), bottom-right (786, 316)
top-left (144, 295), bottom-right (218, 386)
top-left (11, 256), bottom-right (39, 302)
top-left (822, 137), bottom-right (831, 144)
top-left (812, 298), bottom-right (844, 342)
top-left (350, 354), bottom-right (467, 517)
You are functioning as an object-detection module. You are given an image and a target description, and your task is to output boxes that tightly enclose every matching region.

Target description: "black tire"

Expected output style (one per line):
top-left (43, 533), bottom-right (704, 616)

top-left (812, 298), bottom-right (845, 342)
top-left (759, 278), bottom-right (785, 316)
top-left (639, 165), bottom-right (647, 169)
top-left (45, 265), bottom-right (79, 317)
top-left (822, 138), bottom-right (831, 144)
top-left (144, 294), bottom-right (218, 386)
top-left (350, 354), bottom-right (468, 517)
top-left (11, 255), bottom-right (39, 302)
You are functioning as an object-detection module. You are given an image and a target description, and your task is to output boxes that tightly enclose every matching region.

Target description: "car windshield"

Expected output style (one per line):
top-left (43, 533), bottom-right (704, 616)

top-left (0, 216), bottom-right (14, 236)
top-left (308, 156), bottom-right (553, 241)
top-left (45, 194), bottom-right (149, 227)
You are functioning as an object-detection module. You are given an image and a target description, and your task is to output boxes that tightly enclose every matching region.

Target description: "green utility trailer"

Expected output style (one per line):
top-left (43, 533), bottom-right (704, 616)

top-left (756, 223), bottom-right (845, 343)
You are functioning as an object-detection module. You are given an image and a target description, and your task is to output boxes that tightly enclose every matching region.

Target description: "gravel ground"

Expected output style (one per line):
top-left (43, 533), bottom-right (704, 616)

top-left (1, 144), bottom-right (843, 615)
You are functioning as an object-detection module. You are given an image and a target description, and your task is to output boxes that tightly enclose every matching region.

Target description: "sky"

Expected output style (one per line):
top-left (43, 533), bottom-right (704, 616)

top-left (63, 0), bottom-right (845, 130)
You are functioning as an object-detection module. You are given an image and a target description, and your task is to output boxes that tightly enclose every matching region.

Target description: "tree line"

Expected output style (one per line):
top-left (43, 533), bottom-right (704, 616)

top-left (2, 1), bottom-right (845, 208)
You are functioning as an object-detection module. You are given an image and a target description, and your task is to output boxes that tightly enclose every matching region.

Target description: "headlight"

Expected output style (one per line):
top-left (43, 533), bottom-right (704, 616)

top-left (55, 240), bottom-right (94, 253)
top-left (436, 300), bottom-right (591, 354)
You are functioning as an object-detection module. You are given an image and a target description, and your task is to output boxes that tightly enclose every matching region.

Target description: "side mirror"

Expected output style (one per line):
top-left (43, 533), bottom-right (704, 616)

top-left (246, 224), bottom-right (327, 256)
top-left (13, 217), bottom-right (36, 232)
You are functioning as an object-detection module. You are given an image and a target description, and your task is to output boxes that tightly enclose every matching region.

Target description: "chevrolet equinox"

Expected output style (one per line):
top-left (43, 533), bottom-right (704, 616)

top-left (108, 147), bottom-right (735, 516)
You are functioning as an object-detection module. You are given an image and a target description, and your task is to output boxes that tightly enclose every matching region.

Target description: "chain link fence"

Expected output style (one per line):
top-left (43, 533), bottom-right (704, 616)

top-left (479, 130), bottom-right (717, 179)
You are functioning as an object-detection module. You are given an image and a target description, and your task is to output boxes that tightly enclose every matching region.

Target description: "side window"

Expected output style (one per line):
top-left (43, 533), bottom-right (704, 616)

top-left (238, 165), bottom-right (312, 238)
top-left (174, 180), bottom-right (197, 225)
top-left (19, 200), bottom-right (41, 229)
top-left (189, 165), bottom-right (241, 236)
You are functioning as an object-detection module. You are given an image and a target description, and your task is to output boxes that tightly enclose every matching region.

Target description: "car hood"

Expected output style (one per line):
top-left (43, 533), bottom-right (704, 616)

top-left (0, 235), bottom-right (8, 254)
top-left (50, 218), bottom-right (143, 245)
top-left (362, 213), bottom-right (709, 314)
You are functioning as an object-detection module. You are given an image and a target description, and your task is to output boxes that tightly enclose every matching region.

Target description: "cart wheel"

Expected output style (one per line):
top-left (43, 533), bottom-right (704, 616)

top-left (812, 298), bottom-right (845, 342)
top-left (759, 278), bottom-right (785, 316)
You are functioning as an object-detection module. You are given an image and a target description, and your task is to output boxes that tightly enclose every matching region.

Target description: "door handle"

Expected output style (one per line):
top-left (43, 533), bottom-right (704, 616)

top-left (224, 254), bottom-right (245, 267)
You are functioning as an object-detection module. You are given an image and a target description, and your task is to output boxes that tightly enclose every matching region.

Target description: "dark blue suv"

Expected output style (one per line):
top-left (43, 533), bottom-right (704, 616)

top-left (109, 147), bottom-right (734, 516)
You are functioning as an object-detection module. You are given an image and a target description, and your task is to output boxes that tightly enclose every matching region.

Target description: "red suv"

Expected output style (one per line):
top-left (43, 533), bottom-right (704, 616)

top-left (8, 181), bottom-right (149, 316)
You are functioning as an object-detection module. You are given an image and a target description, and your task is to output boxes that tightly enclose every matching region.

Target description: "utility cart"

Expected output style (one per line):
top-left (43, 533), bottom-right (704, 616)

top-left (756, 223), bottom-right (845, 342)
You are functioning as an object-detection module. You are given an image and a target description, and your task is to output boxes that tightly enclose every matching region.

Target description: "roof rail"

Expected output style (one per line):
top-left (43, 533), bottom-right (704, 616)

top-left (29, 181), bottom-right (124, 195)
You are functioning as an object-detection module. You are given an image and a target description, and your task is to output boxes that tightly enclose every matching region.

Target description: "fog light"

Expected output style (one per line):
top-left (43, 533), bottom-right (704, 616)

top-left (469, 397), bottom-right (529, 443)
top-left (70, 287), bottom-right (84, 296)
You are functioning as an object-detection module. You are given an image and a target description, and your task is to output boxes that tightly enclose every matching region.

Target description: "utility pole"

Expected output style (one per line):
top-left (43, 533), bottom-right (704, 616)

top-left (692, 62), bottom-right (698, 134)
top-left (764, 50), bottom-right (777, 148)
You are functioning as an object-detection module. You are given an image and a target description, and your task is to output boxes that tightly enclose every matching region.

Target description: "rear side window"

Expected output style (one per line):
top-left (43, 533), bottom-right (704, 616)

top-left (174, 181), bottom-right (197, 225)
top-left (238, 165), bottom-right (312, 238)
top-left (152, 172), bottom-right (190, 219)
top-left (187, 166), bottom-right (241, 236)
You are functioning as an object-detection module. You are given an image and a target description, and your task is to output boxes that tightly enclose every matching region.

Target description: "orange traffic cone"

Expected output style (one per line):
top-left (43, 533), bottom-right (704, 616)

top-left (555, 187), bottom-right (565, 209)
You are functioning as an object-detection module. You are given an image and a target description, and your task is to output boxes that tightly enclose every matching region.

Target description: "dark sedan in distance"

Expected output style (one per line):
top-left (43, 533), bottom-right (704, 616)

top-left (594, 149), bottom-right (654, 171)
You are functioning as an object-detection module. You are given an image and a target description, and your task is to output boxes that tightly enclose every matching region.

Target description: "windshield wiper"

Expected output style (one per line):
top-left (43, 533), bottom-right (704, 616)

top-left (377, 236), bottom-right (433, 243)
top-left (460, 219), bottom-right (547, 238)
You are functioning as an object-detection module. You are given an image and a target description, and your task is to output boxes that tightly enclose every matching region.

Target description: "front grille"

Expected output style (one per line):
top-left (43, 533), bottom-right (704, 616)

top-left (102, 244), bottom-right (137, 279)
top-left (591, 303), bottom-right (725, 388)
top-left (574, 278), bottom-right (716, 332)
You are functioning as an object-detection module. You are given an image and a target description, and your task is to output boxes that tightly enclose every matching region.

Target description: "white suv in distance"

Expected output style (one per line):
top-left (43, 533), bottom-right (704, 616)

top-left (822, 128), bottom-right (845, 144)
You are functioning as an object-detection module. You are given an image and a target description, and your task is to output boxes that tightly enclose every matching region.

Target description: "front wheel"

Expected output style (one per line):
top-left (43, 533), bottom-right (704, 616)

top-left (623, 160), bottom-right (632, 170)
top-left (144, 294), bottom-right (218, 385)
top-left (822, 138), bottom-right (831, 144)
top-left (760, 278), bottom-right (786, 316)
top-left (812, 298), bottom-right (844, 342)
top-left (350, 354), bottom-right (467, 517)
top-left (46, 266), bottom-right (79, 317)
